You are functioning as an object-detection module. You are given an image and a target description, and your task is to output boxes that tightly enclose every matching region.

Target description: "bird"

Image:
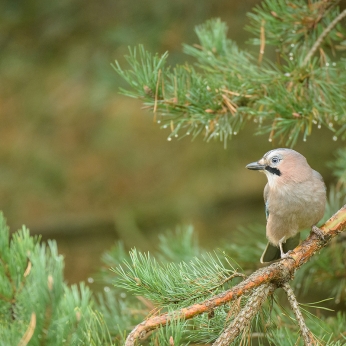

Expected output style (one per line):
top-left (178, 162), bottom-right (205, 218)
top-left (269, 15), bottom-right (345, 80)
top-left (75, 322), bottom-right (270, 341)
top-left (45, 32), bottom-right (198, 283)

top-left (246, 148), bottom-right (326, 263)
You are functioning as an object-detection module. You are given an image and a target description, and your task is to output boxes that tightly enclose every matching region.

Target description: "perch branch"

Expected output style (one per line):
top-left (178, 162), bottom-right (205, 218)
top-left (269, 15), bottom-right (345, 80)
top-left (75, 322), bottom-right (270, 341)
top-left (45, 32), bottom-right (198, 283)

top-left (282, 282), bottom-right (316, 346)
top-left (213, 283), bottom-right (276, 346)
top-left (124, 205), bottom-right (346, 346)
top-left (303, 8), bottom-right (346, 66)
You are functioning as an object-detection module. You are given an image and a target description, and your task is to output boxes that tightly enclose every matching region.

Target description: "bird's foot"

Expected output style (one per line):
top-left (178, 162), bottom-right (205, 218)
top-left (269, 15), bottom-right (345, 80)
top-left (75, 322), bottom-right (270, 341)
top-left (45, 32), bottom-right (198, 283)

top-left (311, 225), bottom-right (325, 240)
top-left (280, 250), bottom-right (295, 261)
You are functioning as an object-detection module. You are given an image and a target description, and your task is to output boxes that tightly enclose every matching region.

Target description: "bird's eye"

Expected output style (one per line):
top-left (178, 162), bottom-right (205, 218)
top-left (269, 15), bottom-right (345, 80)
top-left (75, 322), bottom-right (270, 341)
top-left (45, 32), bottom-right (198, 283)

top-left (271, 156), bottom-right (280, 164)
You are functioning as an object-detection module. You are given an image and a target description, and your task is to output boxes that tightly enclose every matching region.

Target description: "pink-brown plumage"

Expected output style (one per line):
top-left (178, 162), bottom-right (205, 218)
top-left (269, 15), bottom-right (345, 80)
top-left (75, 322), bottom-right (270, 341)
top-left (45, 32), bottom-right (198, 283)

top-left (246, 148), bottom-right (326, 262)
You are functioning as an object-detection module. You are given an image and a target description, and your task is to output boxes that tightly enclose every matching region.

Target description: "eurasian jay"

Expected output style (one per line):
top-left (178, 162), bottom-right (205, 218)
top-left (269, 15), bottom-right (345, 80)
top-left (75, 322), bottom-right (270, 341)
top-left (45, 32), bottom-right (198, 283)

top-left (246, 148), bottom-right (326, 263)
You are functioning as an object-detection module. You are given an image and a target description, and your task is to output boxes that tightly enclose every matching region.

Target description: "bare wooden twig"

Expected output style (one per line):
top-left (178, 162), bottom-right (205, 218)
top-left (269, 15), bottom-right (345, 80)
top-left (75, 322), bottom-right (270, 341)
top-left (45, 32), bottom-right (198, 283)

top-left (124, 206), bottom-right (346, 346)
top-left (213, 283), bottom-right (276, 346)
top-left (18, 313), bottom-right (36, 346)
top-left (303, 9), bottom-right (346, 66)
top-left (282, 283), bottom-right (317, 346)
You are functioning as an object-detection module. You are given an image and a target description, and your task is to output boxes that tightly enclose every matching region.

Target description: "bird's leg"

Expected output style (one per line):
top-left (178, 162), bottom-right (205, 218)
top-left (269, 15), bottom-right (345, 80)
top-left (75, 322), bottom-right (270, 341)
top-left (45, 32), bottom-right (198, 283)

top-left (278, 236), bottom-right (287, 258)
top-left (279, 242), bottom-right (285, 258)
top-left (311, 225), bottom-right (325, 240)
top-left (278, 236), bottom-right (294, 260)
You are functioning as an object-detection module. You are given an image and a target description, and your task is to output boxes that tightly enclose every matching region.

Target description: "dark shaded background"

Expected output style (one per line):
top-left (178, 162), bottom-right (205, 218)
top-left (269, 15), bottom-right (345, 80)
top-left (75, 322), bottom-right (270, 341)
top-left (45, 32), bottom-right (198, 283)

top-left (0, 0), bottom-right (340, 284)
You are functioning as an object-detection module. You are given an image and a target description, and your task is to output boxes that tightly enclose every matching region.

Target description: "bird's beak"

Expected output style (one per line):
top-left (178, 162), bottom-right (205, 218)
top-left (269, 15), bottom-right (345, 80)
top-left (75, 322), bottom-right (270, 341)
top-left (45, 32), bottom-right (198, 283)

top-left (246, 161), bottom-right (266, 171)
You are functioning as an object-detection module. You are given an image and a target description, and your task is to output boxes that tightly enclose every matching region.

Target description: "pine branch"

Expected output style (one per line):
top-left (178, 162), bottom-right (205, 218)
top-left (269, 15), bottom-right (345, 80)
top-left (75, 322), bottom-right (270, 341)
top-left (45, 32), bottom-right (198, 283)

top-left (212, 283), bottom-right (276, 346)
top-left (282, 283), bottom-right (316, 346)
top-left (124, 205), bottom-right (346, 345)
top-left (18, 312), bottom-right (36, 346)
top-left (114, 250), bottom-right (239, 308)
top-left (0, 214), bottom-right (115, 345)
top-left (115, 4), bottom-right (346, 146)
top-left (303, 8), bottom-right (346, 66)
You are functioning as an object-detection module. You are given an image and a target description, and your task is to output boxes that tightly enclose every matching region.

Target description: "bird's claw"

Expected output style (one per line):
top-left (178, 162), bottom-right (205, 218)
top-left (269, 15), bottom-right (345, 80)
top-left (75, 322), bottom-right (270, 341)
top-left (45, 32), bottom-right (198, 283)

top-left (311, 225), bottom-right (325, 240)
top-left (280, 250), bottom-right (295, 261)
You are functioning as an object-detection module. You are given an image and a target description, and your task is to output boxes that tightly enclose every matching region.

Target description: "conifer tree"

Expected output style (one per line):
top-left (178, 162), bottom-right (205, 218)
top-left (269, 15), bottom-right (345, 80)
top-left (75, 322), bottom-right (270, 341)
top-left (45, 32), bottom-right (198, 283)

top-left (0, 213), bottom-right (114, 346)
top-left (114, 0), bottom-right (346, 147)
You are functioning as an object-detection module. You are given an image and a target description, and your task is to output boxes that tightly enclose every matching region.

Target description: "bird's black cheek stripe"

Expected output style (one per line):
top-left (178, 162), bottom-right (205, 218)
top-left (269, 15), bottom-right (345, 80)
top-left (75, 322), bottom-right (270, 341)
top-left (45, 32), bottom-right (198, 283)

top-left (265, 166), bottom-right (281, 176)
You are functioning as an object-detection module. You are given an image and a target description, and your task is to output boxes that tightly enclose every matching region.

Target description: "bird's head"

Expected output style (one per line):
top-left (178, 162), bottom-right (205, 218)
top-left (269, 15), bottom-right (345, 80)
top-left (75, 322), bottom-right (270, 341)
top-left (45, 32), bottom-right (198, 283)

top-left (246, 148), bottom-right (312, 186)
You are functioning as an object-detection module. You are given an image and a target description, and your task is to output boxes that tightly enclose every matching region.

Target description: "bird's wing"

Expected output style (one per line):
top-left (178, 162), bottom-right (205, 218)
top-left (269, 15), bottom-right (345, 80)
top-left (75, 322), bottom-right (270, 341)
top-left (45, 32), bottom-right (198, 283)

top-left (264, 183), bottom-right (269, 219)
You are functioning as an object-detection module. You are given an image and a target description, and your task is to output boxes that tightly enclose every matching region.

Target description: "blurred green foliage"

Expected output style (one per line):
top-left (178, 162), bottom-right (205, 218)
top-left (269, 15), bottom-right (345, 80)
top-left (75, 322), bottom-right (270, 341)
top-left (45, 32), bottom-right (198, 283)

top-left (0, 0), bottom-right (261, 225)
top-left (0, 0), bottom-right (342, 286)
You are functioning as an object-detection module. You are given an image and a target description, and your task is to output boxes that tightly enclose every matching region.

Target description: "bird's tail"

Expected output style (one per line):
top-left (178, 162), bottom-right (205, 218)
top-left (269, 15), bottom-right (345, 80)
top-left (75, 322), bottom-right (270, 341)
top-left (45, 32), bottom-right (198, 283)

top-left (260, 233), bottom-right (300, 263)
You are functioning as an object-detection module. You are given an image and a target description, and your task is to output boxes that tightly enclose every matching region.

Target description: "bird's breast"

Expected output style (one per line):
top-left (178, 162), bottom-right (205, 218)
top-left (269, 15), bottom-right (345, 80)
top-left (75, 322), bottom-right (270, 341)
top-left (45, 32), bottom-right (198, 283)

top-left (266, 178), bottom-right (326, 228)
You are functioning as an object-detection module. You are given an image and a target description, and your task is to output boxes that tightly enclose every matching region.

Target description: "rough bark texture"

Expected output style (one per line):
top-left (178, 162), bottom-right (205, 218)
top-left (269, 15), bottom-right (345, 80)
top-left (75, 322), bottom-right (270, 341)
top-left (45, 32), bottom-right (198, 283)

top-left (124, 205), bottom-right (346, 346)
top-left (212, 283), bottom-right (276, 346)
top-left (282, 283), bottom-right (317, 346)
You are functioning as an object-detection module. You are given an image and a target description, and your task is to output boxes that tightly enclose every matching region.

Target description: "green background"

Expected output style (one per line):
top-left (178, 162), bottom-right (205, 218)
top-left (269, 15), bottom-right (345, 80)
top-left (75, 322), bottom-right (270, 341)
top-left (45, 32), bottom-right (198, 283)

top-left (0, 0), bottom-right (339, 284)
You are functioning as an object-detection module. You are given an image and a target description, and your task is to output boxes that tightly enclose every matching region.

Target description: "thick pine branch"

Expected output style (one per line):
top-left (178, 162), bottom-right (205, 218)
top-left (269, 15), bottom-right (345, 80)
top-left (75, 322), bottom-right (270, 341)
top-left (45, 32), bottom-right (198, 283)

top-left (212, 283), bottom-right (276, 346)
top-left (124, 205), bottom-right (346, 345)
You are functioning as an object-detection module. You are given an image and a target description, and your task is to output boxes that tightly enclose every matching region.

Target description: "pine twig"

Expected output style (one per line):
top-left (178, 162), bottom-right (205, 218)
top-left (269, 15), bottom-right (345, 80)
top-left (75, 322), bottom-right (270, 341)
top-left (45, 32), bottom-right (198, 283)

top-left (124, 205), bottom-right (346, 346)
top-left (258, 19), bottom-right (266, 65)
top-left (303, 8), bottom-right (346, 66)
top-left (282, 283), bottom-right (317, 346)
top-left (212, 283), bottom-right (276, 346)
top-left (18, 313), bottom-right (36, 346)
